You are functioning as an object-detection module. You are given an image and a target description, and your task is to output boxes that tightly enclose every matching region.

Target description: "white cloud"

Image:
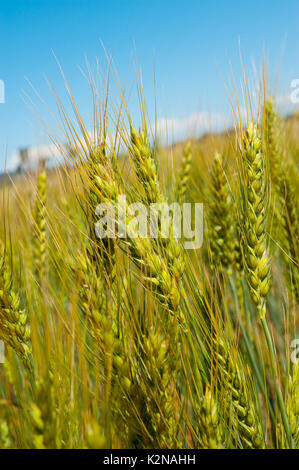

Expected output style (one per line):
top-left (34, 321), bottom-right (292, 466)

top-left (6, 151), bottom-right (20, 172)
top-left (6, 143), bottom-right (61, 172)
top-left (275, 92), bottom-right (299, 112)
top-left (6, 127), bottom-right (107, 173)
top-left (155, 111), bottom-right (230, 142)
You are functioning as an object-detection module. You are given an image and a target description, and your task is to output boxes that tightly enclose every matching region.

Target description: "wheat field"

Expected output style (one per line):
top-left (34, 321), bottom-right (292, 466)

top-left (0, 68), bottom-right (298, 450)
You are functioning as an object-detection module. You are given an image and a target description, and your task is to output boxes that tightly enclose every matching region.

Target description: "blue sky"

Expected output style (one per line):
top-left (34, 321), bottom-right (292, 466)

top-left (1, 0), bottom-right (299, 171)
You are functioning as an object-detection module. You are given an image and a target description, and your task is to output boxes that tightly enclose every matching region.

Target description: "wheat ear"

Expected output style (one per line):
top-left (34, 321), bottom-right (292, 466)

top-left (242, 123), bottom-right (294, 447)
top-left (176, 142), bottom-right (193, 204)
top-left (242, 124), bottom-right (271, 319)
top-left (215, 338), bottom-right (265, 448)
top-left (128, 126), bottom-right (185, 319)
top-left (0, 420), bottom-right (11, 448)
top-left (285, 363), bottom-right (299, 448)
top-left (265, 99), bottom-right (299, 302)
top-left (32, 166), bottom-right (47, 279)
top-left (196, 385), bottom-right (224, 448)
top-left (0, 241), bottom-right (31, 369)
top-left (87, 144), bottom-right (117, 276)
top-left (209, 152), bottom-right (234, 273)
